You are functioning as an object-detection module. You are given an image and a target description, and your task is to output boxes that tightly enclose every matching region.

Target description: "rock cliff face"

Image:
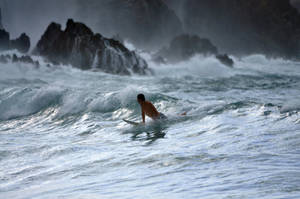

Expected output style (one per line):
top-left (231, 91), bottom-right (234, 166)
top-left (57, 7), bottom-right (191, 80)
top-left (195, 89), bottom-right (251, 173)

top-left (164, 0), bottom-right (300, 59)
top-left (0, 29), bottom-right (30, 53)
top-left (10, 33), bottom-right (30, 53)
top-left (34, 19), bottom-right (150, 75)
top-left (76, 0), bottom-right (183, 50)
top-left (0, 29), bottom-right (10, 51)
top-left (156, 34), bottom-right (218, 63)
top-left (0, 8), bottom-right (30, 53)
top-left (155, 34), bottom-right (234, 67)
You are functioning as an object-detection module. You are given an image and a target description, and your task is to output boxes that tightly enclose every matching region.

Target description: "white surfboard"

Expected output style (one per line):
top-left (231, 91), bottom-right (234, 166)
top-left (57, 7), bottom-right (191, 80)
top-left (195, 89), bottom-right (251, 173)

top-left (123, 119), bottom-right (140, 126)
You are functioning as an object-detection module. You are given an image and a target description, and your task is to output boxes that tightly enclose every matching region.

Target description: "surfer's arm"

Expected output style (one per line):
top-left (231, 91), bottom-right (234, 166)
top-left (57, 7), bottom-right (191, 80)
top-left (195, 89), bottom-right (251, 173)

top-left (142, 110), bottom-right (145, 123)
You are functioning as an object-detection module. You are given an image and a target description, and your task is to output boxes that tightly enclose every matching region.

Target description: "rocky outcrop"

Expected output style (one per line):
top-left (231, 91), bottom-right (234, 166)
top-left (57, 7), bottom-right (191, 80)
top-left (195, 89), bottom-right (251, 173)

top-left (0, 54), bottom-right (10, 64)
top-left (0, 7), bottom-right (30, 53)
top-left (155, 34), bottom-right (234, 67)
top-left (0, 54), bottom-right (39, 67)
top-left (34, 19), bottom-right (150, 75)
top-left (216, 54), bottom-right (234, 68)
top-left (10, 33), bottom-right (30, 53)
top-left (75, 0), bottom-right (183, 50)
top-left (164, 0), bottom-right (300, 59)
top-left (0, 29), bottom-right (10, 51)
top-left (0, 30), bottom-right (30, 53)
top-left (155, 34), bottom-right (218, 63)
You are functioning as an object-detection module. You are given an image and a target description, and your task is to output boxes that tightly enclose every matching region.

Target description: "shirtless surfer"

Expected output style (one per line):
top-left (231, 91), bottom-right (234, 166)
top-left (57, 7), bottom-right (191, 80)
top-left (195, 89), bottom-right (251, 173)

top-left (137, 94), bottom-right (167, 123)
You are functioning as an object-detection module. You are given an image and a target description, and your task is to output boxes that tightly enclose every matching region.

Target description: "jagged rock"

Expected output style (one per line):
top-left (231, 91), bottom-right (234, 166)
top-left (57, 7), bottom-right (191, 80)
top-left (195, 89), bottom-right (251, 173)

top-left (0, 28), bottom-right (30, 53)
top-left (112, 34), bottom-right (124, 44)
top-left (155, 34), bottom-right (218, 63)
top-left (216, 54), bottom-right (234, 67)
top-left (12, 54), bottom-right (17, 62)
top-left (34, 19), bottom-right (150, 75)
top-left (155, 34), bottom-right (235, 67)
top-left (10, 54), bottom-right (39, 67)
top-left (10, 33), bottom-right (30, 53)
top-left (0, 29), bottom-right (10, 51)
top-left (0, 7), bottom-right (31, 53)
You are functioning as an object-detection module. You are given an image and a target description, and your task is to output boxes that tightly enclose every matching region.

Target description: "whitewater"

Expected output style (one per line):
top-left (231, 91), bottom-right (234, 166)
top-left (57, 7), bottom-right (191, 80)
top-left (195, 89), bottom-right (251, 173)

top-left (0, 51), bottom-right (300, 199)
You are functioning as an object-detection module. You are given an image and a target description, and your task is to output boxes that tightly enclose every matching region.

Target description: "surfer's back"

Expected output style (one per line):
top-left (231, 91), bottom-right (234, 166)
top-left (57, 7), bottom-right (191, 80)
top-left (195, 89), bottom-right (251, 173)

top-left (141, 101), bottom-right (160, 119)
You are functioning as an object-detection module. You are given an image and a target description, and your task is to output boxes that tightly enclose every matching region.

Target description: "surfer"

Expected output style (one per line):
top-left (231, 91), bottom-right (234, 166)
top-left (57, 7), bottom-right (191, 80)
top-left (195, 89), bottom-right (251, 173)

top-left (137, 94), bottom-right (167, 123)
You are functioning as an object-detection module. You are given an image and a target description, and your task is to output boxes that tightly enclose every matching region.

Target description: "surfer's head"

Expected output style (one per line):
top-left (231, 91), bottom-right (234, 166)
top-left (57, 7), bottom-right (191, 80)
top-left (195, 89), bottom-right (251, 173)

top-left (137, 93), bottom-right (145, 104)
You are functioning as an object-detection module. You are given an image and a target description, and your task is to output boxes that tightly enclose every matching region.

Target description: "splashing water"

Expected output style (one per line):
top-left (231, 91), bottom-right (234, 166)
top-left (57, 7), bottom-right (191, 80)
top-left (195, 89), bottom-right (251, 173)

top-left (0, 52), bottom-right (300, 199)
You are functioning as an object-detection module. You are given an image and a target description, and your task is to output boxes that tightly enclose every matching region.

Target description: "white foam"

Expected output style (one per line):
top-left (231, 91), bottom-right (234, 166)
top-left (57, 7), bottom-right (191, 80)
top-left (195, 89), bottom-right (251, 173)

top-left (148, 55), bottom-right (234, 78)
top-left (235, 54), bottom-right (300, 76)
top-left (280, 100), bottom-right (300, 113)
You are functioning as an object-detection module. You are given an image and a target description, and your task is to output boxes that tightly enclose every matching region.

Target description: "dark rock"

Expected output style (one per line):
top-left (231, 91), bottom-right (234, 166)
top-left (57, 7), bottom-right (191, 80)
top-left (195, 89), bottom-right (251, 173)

top-left (10, 33), bottom-right (30, 53)
top-left (156, 34), bottom-right (218, 63)
top-left (112, 34), bottom-right (124, 45)
top-left (18, 55), bottom-right (34, 64)
top-left (216, 54), bottom-right (234, 67)
top-left (0, 54), bottom-right (9, 63)
top-left (34, 19), bottom-right (150, 75)
top-left (12, 54), bottom-right (18, 62)
top-left (0, 26), bottom-right (30, 53)
top-left (0, 8), bottom-right (30, 53)
top-left (10, 53), bottom-right (40, 67)
top-left (0, 29), bottom-right (10, 51)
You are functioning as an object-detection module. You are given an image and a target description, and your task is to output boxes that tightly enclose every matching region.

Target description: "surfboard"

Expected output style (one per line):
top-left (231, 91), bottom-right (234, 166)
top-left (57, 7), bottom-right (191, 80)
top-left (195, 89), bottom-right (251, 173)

top-left (123, 119), bottom-right (140, 126)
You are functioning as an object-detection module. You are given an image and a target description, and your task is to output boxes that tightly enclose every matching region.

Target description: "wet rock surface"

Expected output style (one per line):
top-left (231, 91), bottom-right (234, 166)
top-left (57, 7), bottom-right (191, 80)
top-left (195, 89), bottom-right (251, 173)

top-left (0, 54), bottom-right (39, 67)
top-left (34, 19), bottom-right (150, 75)
top-left (155, 34), bottom-right (234, 67)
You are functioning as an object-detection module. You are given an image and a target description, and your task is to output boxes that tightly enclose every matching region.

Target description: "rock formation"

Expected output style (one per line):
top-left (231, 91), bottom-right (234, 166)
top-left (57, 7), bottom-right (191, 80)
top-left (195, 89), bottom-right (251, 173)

top-left (0, 54), bottom-right (39, 67)
top-left (34, 19), bottom-right (150, 75)
top-left (155, 34), bottom-right (234, 67)
top-left (156, 34), bottom-right (218, 63)
top-left (10, 33), bottom-right (31, 53)
top-left (0, 7), bottom-right (30, 53)
top-left (0, 29), bottom-right (10, 51)
top-left (216, 54), bottom-right (234, 68)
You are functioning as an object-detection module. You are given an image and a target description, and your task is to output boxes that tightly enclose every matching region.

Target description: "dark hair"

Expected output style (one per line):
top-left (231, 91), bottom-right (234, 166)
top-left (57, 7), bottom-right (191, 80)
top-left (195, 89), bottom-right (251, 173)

top-left (137, 93), bottom-right (145, 101)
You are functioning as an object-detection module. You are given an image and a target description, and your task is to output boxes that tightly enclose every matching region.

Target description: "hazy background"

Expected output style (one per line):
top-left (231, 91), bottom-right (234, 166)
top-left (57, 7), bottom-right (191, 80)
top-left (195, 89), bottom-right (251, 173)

top-left (1, 0), bottom-right (300, 58)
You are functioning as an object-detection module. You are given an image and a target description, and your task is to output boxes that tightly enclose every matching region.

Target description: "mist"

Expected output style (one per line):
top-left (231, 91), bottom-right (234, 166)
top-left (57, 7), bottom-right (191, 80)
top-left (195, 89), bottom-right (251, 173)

top-left (0, 0), bottom-right (183, 51)
top-left (1, 0), bottom-right (300, 59)
top-left (0, 0), bottom-right (77, 48)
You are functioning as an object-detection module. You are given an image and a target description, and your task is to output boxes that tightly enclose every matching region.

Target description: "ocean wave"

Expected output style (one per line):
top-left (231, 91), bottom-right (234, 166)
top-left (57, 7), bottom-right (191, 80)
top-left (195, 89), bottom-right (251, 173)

top-left (0, 86), bottom-right (64, 120)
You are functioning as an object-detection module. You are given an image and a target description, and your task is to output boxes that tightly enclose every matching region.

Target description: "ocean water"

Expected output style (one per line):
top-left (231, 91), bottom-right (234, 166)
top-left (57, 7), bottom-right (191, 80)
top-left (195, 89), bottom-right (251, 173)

top-left (0, 52), bottom-right (300, 199)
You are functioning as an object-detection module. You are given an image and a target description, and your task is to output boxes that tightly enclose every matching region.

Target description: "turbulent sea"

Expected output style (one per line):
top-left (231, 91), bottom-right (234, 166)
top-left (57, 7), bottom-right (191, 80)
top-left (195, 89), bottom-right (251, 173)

top-left (1, 51), bottom-right (300, 199)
